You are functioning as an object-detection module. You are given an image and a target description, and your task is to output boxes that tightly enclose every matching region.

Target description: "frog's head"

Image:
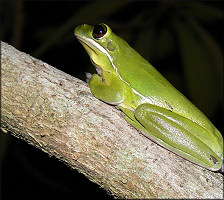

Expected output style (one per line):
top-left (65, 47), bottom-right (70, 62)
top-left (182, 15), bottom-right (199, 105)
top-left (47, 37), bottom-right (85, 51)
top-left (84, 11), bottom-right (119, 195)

top-left (74, 23), bottom-right (126, 76)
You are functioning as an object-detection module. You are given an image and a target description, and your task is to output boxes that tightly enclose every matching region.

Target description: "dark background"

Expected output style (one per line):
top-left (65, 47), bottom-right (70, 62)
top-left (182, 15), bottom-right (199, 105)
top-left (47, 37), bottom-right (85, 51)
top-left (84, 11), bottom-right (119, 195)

top-left (1, 1), bottom-right (223, 199)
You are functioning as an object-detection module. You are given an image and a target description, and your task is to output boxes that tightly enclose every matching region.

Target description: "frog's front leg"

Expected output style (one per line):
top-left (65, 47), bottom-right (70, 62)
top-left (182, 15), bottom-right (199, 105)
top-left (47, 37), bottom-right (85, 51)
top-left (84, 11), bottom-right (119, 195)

top-left (134, 103), bottom-right (223, 171)
top-left (89, 71), bottom-right (124, 104)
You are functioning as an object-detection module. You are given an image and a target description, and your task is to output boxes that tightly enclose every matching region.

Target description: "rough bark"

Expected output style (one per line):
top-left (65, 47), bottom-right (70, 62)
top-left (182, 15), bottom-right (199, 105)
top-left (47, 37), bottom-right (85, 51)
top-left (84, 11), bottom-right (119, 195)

top-left (1, 41), bottom-right (223, 199)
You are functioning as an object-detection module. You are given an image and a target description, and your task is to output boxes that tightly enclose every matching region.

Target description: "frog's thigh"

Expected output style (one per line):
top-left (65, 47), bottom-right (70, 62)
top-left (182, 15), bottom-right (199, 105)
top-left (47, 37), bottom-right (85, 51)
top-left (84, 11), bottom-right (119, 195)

top-left (90, 71), bottom-right (124, 104)
top-left (134, 103), bottom-right (222, 170)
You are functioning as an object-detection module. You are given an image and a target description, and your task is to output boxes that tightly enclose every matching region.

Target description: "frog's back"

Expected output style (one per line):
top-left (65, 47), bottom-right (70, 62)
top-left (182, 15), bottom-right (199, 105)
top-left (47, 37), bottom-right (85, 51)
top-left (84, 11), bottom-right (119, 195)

top-left (115, 43), bottom-right (218, 138)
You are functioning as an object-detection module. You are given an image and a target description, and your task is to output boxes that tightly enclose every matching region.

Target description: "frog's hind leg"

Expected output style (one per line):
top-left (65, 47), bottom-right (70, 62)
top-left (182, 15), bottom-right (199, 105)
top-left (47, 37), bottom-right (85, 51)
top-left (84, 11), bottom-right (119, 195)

top-left (134, 103), bottom-right (223, 171)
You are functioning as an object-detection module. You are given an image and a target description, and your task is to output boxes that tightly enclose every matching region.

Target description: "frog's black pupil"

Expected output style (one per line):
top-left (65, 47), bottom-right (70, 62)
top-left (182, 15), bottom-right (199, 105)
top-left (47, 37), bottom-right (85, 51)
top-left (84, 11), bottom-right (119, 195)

top-left (92, 24), bottom-right (107, 39)
top-left (94, 25), bottom-right (104, 34)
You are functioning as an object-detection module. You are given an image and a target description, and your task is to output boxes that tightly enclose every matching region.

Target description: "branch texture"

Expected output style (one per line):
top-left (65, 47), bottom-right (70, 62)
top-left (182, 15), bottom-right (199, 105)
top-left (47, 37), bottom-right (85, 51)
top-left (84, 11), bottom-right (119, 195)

top-left (1, 41), bottom-right (223, 199)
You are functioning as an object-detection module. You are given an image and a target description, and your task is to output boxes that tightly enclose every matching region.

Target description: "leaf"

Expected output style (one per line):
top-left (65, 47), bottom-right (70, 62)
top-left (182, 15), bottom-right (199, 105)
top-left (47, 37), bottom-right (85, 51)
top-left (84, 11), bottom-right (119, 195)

top-left (183, 2), bottom-right (223, 22)
top-left (154, 28), bottom-right (175, 61)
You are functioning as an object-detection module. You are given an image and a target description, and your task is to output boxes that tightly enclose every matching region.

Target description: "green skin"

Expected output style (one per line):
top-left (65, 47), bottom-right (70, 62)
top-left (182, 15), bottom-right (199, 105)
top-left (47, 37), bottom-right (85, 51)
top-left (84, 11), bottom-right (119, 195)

top-left (74, 23), bottom-right (223, 171)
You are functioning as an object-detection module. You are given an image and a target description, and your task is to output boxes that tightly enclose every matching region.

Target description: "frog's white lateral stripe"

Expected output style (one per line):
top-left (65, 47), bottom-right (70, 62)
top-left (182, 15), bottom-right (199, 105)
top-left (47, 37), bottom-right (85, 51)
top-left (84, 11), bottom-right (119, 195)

top-left (76, 36), bottom-right (115, 70)
top-left (76, 35), bottom-right (149, 102)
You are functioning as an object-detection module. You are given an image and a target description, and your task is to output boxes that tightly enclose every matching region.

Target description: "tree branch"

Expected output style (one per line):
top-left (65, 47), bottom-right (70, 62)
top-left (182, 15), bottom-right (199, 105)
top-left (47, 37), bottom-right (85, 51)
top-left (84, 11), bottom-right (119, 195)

top-left (1, 41), bottom-right (223, 199)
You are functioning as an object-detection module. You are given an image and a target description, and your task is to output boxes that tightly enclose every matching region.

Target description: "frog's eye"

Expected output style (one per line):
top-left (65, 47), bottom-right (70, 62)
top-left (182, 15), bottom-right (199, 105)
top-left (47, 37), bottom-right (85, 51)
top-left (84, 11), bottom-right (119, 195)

top-left (92, 24), bottom-right (107, 39)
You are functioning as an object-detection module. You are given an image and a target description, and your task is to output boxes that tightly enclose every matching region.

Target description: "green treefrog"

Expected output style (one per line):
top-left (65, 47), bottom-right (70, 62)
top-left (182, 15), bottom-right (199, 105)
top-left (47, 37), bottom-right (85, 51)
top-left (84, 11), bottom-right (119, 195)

top-left (74, 23), bottom-right (223, 171)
